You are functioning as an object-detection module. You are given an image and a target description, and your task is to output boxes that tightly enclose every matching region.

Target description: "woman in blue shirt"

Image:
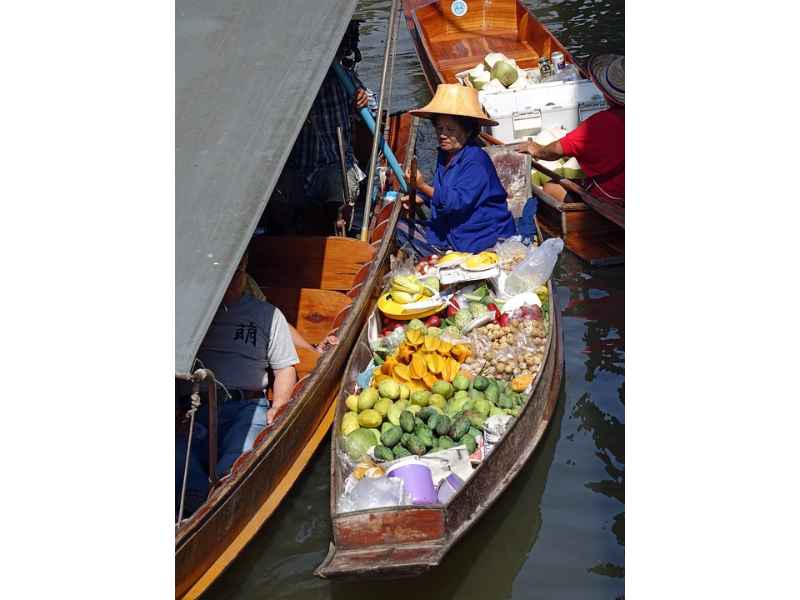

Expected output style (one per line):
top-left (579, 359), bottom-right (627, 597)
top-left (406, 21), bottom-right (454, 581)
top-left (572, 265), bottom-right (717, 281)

top-left (396, 84), bottom-right (516, 256)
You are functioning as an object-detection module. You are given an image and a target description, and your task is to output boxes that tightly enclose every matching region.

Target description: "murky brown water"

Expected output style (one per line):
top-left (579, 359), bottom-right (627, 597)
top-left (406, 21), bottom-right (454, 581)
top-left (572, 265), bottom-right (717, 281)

top-left (205, 2), bottom-right (624, 598)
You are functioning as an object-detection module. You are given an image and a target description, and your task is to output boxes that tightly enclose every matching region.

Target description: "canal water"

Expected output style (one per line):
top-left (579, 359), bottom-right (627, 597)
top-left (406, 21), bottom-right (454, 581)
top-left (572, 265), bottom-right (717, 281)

top-left (205, 1), bottom-right (624, 598)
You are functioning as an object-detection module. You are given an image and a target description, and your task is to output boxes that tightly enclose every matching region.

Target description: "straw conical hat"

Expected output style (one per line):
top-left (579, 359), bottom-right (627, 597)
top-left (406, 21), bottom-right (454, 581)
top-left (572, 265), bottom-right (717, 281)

top-left (410, 83), bottom-right (498, 126)
top-left (588, 54), bottom-right (624, 106)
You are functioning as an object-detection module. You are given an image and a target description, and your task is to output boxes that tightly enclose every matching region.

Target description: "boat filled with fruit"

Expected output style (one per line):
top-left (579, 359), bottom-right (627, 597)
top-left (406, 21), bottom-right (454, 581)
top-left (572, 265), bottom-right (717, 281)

top-left (316, 235), bottom-right (565, 579)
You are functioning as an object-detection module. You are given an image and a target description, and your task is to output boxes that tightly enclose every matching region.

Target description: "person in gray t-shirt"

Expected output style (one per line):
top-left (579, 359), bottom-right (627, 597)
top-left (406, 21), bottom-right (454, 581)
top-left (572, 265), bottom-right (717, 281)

top-left (176, 255), bottom-right (298, 518)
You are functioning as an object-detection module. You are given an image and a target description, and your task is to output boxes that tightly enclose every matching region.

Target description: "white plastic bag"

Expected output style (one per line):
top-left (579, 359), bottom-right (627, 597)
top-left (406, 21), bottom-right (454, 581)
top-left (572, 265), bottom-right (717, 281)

top-left (504, 238), bottom-right (564, 295)
top-left (338, 475), bottom-right (410, 512)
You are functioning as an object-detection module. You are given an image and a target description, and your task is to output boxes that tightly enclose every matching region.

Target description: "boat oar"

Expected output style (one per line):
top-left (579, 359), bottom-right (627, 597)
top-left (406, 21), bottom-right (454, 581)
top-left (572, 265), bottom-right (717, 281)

top-left (333, 64), bottom-right (408, 194)
top-left (335, 125), bottom-right (351, 236)
top-left (530, 159), bottom-right (625, 229)
top-left (359, 0), bottom-right (401, 242)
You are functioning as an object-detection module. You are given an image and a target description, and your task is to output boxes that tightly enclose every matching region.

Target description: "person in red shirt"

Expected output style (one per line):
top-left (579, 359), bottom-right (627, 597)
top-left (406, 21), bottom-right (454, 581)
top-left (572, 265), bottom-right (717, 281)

top-left (518, 54), bottom-right (624, 204)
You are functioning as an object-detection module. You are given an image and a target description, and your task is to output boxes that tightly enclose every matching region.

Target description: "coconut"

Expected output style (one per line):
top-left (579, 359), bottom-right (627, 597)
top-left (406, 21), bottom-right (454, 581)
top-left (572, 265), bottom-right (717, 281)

top-left (467, 62), bottom-right (486, 77)
top-left (491, 60), bottom-right (519, 87)
top-left (483, 52), bottom-right (509, 70)
top-left (469, 70), bottom-right (491, 90)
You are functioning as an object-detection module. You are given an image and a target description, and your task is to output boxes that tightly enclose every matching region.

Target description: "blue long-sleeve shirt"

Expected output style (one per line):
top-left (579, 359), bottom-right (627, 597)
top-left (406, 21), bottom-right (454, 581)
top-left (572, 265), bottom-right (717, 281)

top-left (423, 140), bottom-right (516, 253)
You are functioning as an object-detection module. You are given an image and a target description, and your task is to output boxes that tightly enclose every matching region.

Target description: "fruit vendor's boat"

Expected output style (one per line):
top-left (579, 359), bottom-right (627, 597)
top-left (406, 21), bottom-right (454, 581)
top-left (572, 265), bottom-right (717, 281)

top-left (316, 234), bottom-right (564, 577)
top-left (175, 1), bottom-right (413, 596)
top-left (400, 0), bottom-right (624, 266)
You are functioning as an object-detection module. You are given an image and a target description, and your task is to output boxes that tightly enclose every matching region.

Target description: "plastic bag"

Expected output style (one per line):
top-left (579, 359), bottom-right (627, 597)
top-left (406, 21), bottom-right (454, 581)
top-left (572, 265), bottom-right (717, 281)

top-left (504, 238), bottom-right (564, 295)
top-left (482, 146), bottom-right (532, 218)
top-left (494, 238), bottom-right (528, 271)
top-left (338, 474), bottom-right (410, 513)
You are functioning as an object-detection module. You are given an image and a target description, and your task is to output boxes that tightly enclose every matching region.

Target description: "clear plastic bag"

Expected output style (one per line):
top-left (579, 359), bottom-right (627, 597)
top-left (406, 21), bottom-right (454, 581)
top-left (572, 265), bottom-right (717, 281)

top-left (483, 146), bottom-right (532, 219)
top-left (338, 475), bottom-right (410, 513)
top-left (504, 238), bottom-right (564, 295)
top-left (493, 238), bottom-right (528, 271)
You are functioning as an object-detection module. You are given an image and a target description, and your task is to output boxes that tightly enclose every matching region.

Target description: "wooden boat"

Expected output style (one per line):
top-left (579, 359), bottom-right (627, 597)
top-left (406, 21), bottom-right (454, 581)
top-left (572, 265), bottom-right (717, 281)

top-left (175, 0), bottom-right (415, 595)
top-left (315, 164), bottom-right (564, 581)
top-left (400, 0), bottom-right (624, 266)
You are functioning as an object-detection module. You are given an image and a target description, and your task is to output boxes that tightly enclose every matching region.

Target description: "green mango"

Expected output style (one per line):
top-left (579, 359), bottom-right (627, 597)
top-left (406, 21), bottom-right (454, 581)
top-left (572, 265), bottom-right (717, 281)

top-left (463, 410), bottom-right (486, 429)
top-left (469, 389), bottom-right (486, 402)
top-left (485, 386), bottom-right (499, 404)
top-left (392, 445), bottom-right (411, 459)
top-left (357, 387), bottom-right (379, 410)
top-left (453, 373), bottom-right (470, 391)
top-left (373, 445), bottom-right (394, 461)
top-left (418, 406), bottom-right (437, 421)
top-left (431, 380), bottom-right (454, 399)
top-left (459, 435), bottom-right (477, 454)
top-left (473, 397), bottom-right (491, 418)
top-left (498, 395), bottom-right (514, 409)
top-left (472, 376), bottom-right (490, 391)
top-left (415, 425), bottom-right (435, 448)
top-left (410, 390), bottom-right (431, 407)
top-left (428, 413), bottom-right (441, 432)
top-left (489, 405), bottom-right (505, 417)
top-left (381, 421), bottom-right (393, 434)
top-left (399, 410), bottom-right (415, 433)
top-left (380, 425), bottom-right (402, 448)
top-left (428, 393), bottom-right (447, 410)
top-left (435, 414), bottom-right (452, 437)
top-left (405, 435), bottom-right (426, 456)
top-left (437, 436), bottom-right (455, 450)
top-left (448, 415), bottom-right (470, 440)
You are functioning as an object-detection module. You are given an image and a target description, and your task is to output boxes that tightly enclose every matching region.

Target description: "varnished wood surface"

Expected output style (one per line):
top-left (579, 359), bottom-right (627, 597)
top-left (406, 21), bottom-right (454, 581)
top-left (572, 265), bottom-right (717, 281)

top-left (260, 286), bottom-right (351, 345)
top-left (248, 236), bottom-right (375, 291)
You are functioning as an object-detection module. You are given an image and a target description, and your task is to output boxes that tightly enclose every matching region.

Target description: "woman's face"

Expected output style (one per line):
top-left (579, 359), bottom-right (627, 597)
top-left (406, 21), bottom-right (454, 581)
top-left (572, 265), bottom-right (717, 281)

top-left (434, 115), bottom-right (469, 154)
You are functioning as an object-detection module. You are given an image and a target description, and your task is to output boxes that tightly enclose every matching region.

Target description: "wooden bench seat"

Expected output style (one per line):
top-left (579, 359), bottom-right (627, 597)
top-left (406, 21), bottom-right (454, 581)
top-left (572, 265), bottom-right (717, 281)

top-left (248, 236), bottom-right (374, 292)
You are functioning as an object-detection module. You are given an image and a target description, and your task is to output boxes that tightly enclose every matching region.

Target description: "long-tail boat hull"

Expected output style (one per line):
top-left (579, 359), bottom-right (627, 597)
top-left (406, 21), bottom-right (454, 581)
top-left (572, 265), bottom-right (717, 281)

top-left (401, 0), bottom-right (624, 265)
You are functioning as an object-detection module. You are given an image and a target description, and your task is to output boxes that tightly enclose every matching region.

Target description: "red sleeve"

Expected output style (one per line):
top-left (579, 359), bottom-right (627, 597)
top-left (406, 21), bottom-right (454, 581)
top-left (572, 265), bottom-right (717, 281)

top-left (559, 118), bottom-right (590, 158)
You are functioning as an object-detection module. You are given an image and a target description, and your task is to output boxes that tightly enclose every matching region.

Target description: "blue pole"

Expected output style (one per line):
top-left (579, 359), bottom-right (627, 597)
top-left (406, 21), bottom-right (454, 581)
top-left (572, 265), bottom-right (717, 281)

top-left (332, 63), bottom-right (409, 194)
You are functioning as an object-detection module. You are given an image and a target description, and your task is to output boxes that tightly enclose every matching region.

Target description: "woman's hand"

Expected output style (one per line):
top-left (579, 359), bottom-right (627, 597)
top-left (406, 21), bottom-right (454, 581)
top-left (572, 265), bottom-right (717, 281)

top-left (404, 166), bottom-right (426, 190)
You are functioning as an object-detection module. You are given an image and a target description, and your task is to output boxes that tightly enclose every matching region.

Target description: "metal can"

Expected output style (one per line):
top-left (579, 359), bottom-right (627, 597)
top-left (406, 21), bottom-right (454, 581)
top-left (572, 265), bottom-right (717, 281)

top-left (538, 56), bottom-right (553, 79)
top-left (551, 51), bottom-right (565, 71)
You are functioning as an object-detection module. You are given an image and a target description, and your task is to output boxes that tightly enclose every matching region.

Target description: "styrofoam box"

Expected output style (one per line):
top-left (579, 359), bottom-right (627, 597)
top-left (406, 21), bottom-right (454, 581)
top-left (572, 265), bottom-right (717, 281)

top-left (477, 76), bottom-right (607, 144)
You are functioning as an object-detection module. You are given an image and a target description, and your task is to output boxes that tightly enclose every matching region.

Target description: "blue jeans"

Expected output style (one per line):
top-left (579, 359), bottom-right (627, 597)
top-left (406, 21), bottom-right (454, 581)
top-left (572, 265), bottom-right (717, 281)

top-left (175, 398), bottom-right (270, 519)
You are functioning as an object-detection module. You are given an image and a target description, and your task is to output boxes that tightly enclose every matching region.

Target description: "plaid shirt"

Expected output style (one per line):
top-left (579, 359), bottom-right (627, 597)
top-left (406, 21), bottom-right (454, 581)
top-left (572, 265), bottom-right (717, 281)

top-left (287, 67), bottom-right (355, 172)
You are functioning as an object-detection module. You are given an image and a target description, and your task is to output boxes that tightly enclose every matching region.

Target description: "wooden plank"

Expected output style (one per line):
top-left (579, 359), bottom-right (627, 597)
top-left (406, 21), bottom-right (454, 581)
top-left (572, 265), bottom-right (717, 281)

top-left (179, 399), bottom-right (337, 600)
top-left (248, 236), bottom-right (374, 291)
top-left (295, 347), bottom-right (321, 380)
top-left (260, 287), bottom-right (351, 345)
top-left (334, 507), bottom-right (446, 548)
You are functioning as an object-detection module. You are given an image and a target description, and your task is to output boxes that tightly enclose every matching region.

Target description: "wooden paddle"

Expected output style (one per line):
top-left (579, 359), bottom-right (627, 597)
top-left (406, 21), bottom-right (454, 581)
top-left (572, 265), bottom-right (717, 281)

top-left (530, 159), bottom-right (625, 229)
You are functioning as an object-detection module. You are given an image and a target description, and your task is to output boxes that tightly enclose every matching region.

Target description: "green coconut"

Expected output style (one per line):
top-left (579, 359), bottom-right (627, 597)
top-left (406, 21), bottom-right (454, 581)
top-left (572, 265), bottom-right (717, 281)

top-left (491, 60), bottom-right (519, 87)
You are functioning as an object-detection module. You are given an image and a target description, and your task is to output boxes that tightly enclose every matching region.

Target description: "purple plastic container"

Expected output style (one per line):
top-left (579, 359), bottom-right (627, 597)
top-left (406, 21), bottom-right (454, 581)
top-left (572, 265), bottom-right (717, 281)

top-left (386, 462), bottom-right (437, 505)
top-left (437, 473), bottom-right (465, 503)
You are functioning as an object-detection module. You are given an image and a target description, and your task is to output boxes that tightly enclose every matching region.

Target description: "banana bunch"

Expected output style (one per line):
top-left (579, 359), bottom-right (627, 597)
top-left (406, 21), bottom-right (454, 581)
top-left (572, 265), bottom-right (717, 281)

top-left (390, 275), bottom-right (422, 304)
